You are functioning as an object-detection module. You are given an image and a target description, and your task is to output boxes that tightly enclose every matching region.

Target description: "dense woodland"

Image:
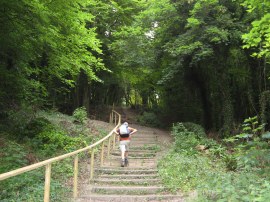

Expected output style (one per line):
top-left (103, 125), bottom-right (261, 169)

top-left (1, 0), bottom-right (270, 134)
top-left (1, 0), bottom-right (270, 201)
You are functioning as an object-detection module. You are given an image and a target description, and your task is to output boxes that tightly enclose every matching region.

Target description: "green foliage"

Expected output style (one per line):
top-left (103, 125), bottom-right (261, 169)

top-left (0, 168), bottom-right (71, 202)
top-left (137, 112), bottom-right (161, 127)
top-left (182, 122), bottom-right (206, 138)
top-left (23, 117), bottom-right (51, 138)
top-left (0, 0), bottom-right (107, 116)
top-left (36, 127), bottom-right (81, 155)
top-left (222, 154), bottom-right (238, 171)
top-left (33, 112), bottom-right (90, 155)
top-left (158, 152), bottom-right (215, 192)
top-left (0, 139), bottom-right (28, 173)
top-left (130, 0), bottom-right (252, 133)
top-left (221, 116), bottom-right (270, 172)
top-left (242, 0), bottom-right (270, 59)
top-left (0, 110), bottom-right (110, 201)
top-left (72, 107), bottom-right (88, 124)
top-left (0, 136), bottom-right (71, 201)
top-left (262, 131), bottom-right (270, 139)
top-left (4, 105), bottom-right (38, 137)
top-left (158, 121), bottom-right (270, 201)
top-left (197, 172), bottom-right (270, 201)
top-left (242, 116), bottom-right (265, 136)
top-left (224, 116), bottom-right (267, 143)
top-left (171, 122), bottom-right (208, 154)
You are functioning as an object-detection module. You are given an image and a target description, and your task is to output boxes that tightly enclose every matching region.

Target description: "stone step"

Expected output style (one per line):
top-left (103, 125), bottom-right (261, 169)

top-left (128, 145), bottom-right (160, 151)
top-left (128, 140), bottom-right (157, 143)
top-left (105, 158), bottom-right (156, 162)
top-left (131, 136), bottom-right (158, 142)
top-left (111, 152), bottom-right (157, 157)
top-left (114, 144), bottom-right (158, 149)
top-left (95, 168), bottom-right (158, 175)
top-left (104, 158), bottom-right (156, 163)
top-left (110, 150), bottom-right (156, 157)
top-left (136, 132), bottom-right (157, 134)
top-left (75, 126), bottom-right (177, 202)
top-left (125, 144), bottom-right (158, 149)
top-left (131, 135), bottom-right (157, 138)
top-left (76, 194), bottom-right (184, 202)
top-left (112, 149), bottom-right (157, 153)
top-left (128, 142), bottom-right (158, 145)
top-left (102, 159), bottom-right (156, 168)
top-left (101, 163), bottom-right (156, 169)
top-left (86, 185), bottom-right (165, 195)
top-left (97, 174), bottom-right (159, 179)
top-left (109, 155), bottom-right (155, 160)
top-left (129, 140), bottom-right (157, 142)
top-left (91, 178), bottom-right (161, 186)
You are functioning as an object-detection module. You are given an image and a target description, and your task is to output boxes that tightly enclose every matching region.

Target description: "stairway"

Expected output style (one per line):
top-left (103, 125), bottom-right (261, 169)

top-left (76, 125), bottom-right (184, 202)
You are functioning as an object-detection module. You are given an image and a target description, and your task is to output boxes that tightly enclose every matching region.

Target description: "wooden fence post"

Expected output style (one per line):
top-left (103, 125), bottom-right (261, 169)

top-left (100, 142), bottom-right (104, 166)
top-left (73, 155), bottom-right (79, 198)
top-left (109, 113), bottom-right (112, 123)
top-left (107, 137), bottom-right (111, 158)
top-left (90, 150), bottom-right (95, 180)
top-left (113, 133), bottom-right (116, 149)
top-left (44, 164), bottom-right (52, 202)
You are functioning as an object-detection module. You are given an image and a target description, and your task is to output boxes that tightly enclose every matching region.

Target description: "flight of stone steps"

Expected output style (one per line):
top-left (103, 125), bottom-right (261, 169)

top-left (76, 125), bottom-right (184, 202)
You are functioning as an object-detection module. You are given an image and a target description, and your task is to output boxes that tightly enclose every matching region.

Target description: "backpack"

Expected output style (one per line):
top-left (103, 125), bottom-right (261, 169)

top-left (119, 124), bottom-right (130, 138)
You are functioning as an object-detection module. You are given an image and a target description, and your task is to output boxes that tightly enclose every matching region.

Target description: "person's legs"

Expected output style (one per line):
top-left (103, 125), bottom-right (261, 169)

top-left (119, 145), bottom-right (125, 167)
top-left (121, 150), bottom-right (125, 160)
top-left (119, 144), bottom-right (126, 160)
top-left (124, 141), bottom-right (130, 166)
top-left (119, 140), bottom-right (130, 167)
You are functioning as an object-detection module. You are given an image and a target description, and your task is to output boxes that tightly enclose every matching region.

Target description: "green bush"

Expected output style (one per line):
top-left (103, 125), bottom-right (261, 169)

top-left (6, 105), bottom-right (37, 135)
top-left (197, 172), bottom-right (270, 201)
top-left (223, 116), bottom-right (270, 172)
top-left (23, 117), bottom-right (51, 138)
top-left (171, 123), bottom-right (200, 154)
top-left (137, 111), bottom-right (161, 127)
top-left (158, 152), bottom-right (215, 192)
top-left (0, 169), bottom-right (70, 202)
top-left (158, 121), bottom-right (270, 201)
top-left (236, 148), bottom-right (270, 172)
top-left (72, 107), bottom-right (88, 124)
top-left (222, 153), bottom-right (238, 171)
top-left (0, 133), bottom-right (78, 201)
top-left (182, 122), bottom-right (206, 138)
top-left (36, 126), bottom-right (86, 155)
top-left (0, 110), bottom-right (108, 202)
top-left (0, 139), bottom-right (28, 173)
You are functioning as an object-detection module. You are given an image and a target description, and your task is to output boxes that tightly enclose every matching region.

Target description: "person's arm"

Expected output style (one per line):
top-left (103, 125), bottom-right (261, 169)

top-left (114, 128), bottom-right (120, 135)
top-left (129, 127), bottom-right (137, 135)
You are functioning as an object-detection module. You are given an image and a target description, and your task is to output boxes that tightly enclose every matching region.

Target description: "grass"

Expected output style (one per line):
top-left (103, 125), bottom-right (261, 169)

top-left (157, 122), bottom-right (270, 201)
top-left (0, 109), bottom-right (112, 202)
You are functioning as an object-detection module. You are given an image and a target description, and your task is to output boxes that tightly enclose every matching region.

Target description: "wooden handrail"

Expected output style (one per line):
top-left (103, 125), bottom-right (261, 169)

top-left (0, 110), bottom-right (121, 202)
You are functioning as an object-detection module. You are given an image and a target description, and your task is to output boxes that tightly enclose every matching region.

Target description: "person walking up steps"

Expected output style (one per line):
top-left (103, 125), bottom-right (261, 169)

top-left (114, 122), bottom-right (137, 167)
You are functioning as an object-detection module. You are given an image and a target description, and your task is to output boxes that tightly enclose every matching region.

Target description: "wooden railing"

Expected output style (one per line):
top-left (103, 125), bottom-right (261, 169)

top-left (0, 110), bottom-right (121, 202)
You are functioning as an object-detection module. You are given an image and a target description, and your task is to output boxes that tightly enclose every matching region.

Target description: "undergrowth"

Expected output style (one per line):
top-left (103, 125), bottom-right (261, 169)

top-left (0, 107), bottom-right (111, 201)
top-left (137, 111), bottom-right (161, 127)
top-left (158, 121), bottom-right (270, 201)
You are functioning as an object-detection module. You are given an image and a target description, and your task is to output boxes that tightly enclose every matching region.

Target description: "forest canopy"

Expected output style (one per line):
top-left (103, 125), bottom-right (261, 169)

top-left (1, 0), bottom-right (270, 136)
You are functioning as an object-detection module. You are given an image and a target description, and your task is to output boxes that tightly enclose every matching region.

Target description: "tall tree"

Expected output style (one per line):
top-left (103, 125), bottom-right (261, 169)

top-left (0, 0), bottom-right (105, 116)
top-left (241, 0), bottom-right (270, 126)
